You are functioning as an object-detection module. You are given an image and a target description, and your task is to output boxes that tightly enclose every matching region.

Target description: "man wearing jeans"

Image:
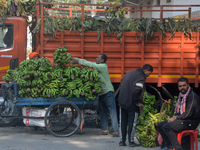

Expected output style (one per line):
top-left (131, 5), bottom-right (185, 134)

top-left (71, 54), bottom-right (119, 137)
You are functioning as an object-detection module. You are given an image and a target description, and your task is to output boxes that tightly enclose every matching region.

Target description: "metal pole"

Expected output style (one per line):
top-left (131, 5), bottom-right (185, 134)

top-left (188, 7), bottom-right (191, 19)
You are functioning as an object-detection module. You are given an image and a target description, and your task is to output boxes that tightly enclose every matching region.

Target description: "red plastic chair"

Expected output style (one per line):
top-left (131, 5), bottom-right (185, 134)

top-left (173, 129), bottom-right (198, 150)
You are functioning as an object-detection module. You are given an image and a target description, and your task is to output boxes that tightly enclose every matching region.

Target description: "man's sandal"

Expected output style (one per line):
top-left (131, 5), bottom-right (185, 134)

top-left (95, 130), bottom-right (109, 135)
top-left (113, 131), bottom-right (120, 137)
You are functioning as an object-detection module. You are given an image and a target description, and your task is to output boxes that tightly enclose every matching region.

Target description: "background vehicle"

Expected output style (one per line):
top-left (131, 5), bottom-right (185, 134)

top-left (0, 1), bottom-right (200, 107)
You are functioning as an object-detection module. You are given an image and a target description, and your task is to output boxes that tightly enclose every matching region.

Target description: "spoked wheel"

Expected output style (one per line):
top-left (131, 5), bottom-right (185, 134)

top-left (0, 91), bottom-right (20, 126)
top-left (44, 100), bottom-right (81, 137)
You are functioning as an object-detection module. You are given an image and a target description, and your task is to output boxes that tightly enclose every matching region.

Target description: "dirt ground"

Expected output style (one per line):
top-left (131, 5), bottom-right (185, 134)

top-left (0, 126), bottom-right (199, 150)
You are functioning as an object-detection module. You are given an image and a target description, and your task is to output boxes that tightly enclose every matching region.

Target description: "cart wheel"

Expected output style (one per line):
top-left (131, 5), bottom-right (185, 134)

top-left (0, 90), bottom-right (21, 127)
top-left (44, 100), bottom-right (81, 137)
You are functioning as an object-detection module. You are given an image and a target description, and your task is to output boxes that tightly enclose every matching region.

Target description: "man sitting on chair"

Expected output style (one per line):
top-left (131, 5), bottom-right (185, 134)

top-left (157, 77), bottom-right (200, 150)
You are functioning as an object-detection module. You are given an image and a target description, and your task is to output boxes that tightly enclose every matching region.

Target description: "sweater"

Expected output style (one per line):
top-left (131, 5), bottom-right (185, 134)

top-left (118, 68), bottom-right (147, 111)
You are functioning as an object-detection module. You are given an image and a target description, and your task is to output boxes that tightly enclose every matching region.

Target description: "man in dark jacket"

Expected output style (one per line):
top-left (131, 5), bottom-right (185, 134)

top-left (158, 77), bottom-right (200, 150)
top-left (118, 64), bottom-right (153, 147)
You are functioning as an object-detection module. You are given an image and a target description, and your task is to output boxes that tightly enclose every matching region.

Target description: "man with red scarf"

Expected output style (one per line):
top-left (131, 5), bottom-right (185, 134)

top-left (157, 77), bottom-right (200, 150)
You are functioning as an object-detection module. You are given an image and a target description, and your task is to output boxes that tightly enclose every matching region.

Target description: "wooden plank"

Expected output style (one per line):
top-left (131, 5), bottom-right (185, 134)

top-left (158, 35), bottom-right (162, 87)
top-left (195, 32), bottom-right (199, 87)
top-left (121, 34), bottom-right (125, 78)
top-left (180, 33), bottom-right (184, 77)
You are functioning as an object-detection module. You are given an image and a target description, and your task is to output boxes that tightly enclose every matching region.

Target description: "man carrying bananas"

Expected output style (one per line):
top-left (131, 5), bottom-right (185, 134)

top-left (118, 64), bottom-right (153, 147)
top-left (158, 77), bottom-right (200, 150)
top-left (71, 54), bottom-right (119, 137)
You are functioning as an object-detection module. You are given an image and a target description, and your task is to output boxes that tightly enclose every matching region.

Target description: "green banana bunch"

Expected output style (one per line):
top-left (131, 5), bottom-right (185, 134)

top-left (18, 88), bottom-right (27, 97)
top-left (53, 46), bottom-right (71, 67)
top-left (64, 64), bottom-right (80, 80)
top-left (44, 79), bottom-right (60, 89)
top-left (79, 81), bottom-right (100, 101)
top-left (60, 88), bottom-right (69, 97)
top-left (93, 81), bottom-right (102, 94)
top-left (52, 68), bottom-right (64, 79)
top-left (17, 79), bottom-right (31, 87)
top-left (73, 89), bottom-right (80, 98)
top-left (2, 76), bottom-right (10, 83)
top-left (2, 71), bottom-right (14, 83)
top-left (66, 82), bottom-right (76, 90)
top-left (31, 78), bottom-right (44, 87)
top-left (30, 87), bottom-right (38, 97)
top-left (43, 72), bottom-right (53, 82)
top-left (59, 78), bottom-right (68, 88)
top-left (38, 57), bottom-right (53, 72)
top-left (72, 78), bottom-right (83, 88)
top-left (19, 59), bottom-right (36, 71)
top-left (2, 69), bottom-right (19, 83)
top-left (43, 88), bottom-right (59, 98)
top-left (66, 90), bottom-right (73, 98)
top-left (80, 68), bottom-right (100, 82)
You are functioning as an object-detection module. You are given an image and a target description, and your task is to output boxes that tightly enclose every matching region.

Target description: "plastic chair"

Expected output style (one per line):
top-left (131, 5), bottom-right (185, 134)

top-left (173, 129), bottom-right (198, 150)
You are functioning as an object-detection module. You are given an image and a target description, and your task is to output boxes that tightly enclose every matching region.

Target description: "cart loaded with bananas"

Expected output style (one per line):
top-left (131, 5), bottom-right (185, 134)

top-left (1, 46), bottom-right (102, 137)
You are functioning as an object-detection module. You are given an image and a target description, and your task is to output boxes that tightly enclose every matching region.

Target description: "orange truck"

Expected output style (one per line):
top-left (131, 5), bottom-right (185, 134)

top-left (0, 1), bottom-right (200, 98)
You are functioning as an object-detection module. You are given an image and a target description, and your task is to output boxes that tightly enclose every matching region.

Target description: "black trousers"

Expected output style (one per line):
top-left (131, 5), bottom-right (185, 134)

top-left (157, 120), bottom-right (199, 150)
top-left (119, 107), bottom-right (138, 143)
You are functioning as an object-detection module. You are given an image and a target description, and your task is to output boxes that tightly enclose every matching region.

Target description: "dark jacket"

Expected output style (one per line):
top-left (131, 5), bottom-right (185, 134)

top-left (175, 89), bottom-right (200, 124)
top-left (118, 68), bottom-right (147, 111)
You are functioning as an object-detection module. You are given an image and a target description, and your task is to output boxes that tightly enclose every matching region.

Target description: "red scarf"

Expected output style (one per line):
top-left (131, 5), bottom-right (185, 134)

top-left (175, 86), bottom-right (191, 114)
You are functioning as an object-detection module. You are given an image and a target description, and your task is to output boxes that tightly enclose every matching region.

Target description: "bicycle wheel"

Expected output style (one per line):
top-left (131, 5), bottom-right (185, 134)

top-left (0, 90), bottom-right (21, 126)
top-left (44, 100), bottom-right (81, 137)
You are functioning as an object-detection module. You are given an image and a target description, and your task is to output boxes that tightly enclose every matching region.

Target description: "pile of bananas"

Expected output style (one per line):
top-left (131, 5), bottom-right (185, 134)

top-left (137, 91), bottom-right (158, 125)
top-left (3, 46), bottom-right (102, 100)
top-left (136, 110), bottom-right (167, 147)
top-left (136, 97), bottom-right (176, 147)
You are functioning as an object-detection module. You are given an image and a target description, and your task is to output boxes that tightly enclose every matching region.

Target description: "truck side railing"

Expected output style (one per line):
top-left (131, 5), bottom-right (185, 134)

top-left (36, 1), bottom-right (200, 87)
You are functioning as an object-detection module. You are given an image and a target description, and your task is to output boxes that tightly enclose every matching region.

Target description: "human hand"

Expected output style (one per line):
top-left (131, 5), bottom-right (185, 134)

top-left (136, 103), bottom-right (144, 109)
top-left (71, 58), bottom-right (78, 64)
top-left (168, 116), bottom-right (177, 123)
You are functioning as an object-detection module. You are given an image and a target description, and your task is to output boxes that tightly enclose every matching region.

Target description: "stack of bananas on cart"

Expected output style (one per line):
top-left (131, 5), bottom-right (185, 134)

top-left (2, 46), bottom-right (102, 101)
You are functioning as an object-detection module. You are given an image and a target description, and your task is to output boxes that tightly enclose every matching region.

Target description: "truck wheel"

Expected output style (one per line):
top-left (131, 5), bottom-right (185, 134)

top-left (45, 100), bottom-right (81, 137)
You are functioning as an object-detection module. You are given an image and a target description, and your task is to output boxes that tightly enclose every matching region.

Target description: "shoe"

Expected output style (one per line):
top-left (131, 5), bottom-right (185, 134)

top-left (113, 131), bottom-right (120, 137)
top-left (129, 141), bottom-right (140, 147)
top-left (158, 147), bottom-right (170, 150)
top-left (119, 141), bottom-right (126, 146)
top-left (95, 130), bottom-right (109, 135)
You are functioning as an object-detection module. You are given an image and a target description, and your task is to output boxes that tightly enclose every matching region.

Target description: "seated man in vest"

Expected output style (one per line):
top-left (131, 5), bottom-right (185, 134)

top-left (158, 77), bottom-right (200, 150)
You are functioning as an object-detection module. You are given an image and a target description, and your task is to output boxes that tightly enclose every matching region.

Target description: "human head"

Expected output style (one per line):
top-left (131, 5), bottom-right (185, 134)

top-left (177, 77), bottom-right (189, 94)
top-left (142, 64), bottom-right (153, 77)
top-left (96, 53), bottom-right (107, 64)
top-left (29, 52), bottom-right (40, 60)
